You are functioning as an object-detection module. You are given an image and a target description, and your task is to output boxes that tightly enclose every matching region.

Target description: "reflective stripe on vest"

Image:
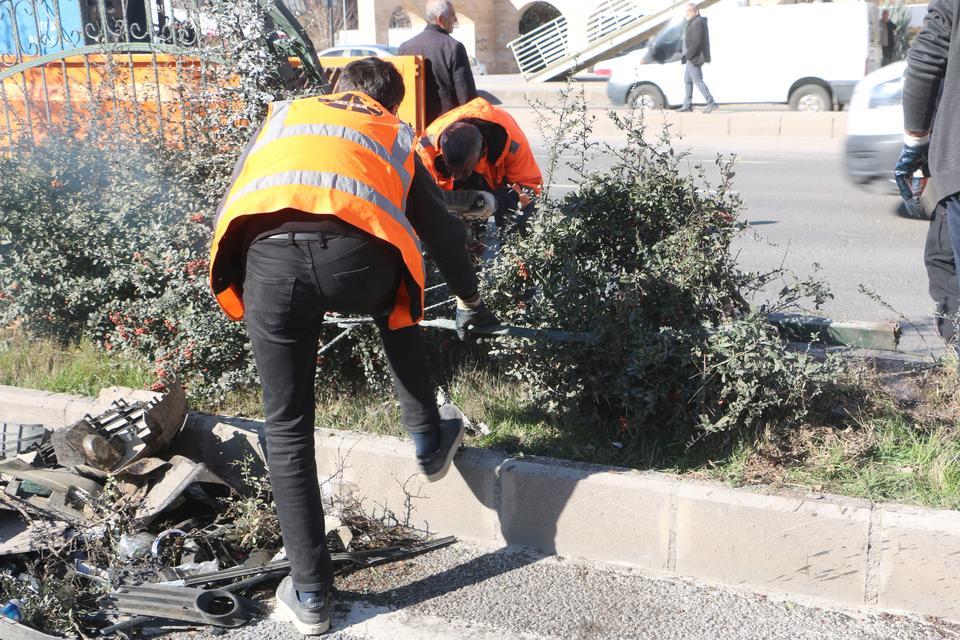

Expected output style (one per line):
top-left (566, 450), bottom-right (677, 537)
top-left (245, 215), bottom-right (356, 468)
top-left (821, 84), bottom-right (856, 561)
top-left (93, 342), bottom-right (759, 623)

top-left (222, 171), bottom-right (418, 249)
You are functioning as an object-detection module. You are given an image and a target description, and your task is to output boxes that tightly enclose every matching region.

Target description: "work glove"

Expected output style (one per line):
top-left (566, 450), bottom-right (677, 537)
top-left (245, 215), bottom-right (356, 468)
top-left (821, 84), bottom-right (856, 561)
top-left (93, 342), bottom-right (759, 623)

top-left (464, 191), bottom-right (496, 220)
top-left (894, 133), bottom-right (930, 218)
top-left (455, 297), bottom-right (500, 341)
top-left (441, 190), bottom-right (496, 220)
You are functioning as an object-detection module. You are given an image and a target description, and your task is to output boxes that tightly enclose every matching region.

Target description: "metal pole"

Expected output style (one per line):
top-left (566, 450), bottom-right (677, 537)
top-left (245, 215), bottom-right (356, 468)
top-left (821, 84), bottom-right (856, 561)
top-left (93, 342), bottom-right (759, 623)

top-left (327, 0), bottom-right (334, 47)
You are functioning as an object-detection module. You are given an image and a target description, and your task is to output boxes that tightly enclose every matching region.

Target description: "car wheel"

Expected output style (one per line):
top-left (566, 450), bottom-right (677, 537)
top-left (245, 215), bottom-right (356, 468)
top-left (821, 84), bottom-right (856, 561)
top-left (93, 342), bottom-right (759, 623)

top-left (627, 83), bottom-right (665, 110)
top-left (789, 84), bottom-right (831, 112)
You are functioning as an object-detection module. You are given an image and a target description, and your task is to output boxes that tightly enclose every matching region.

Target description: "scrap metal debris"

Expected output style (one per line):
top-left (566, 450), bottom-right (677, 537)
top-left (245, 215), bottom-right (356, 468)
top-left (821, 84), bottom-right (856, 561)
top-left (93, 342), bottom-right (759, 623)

top-left (0, 383), bottom-right (457, 638)
top-left (0, 424), bottom-right (48, 460)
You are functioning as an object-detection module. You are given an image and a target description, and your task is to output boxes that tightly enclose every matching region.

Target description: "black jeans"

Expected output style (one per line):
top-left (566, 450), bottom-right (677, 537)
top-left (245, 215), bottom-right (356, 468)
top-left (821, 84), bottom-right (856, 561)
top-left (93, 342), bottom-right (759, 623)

top-left (934, 194), bottom-right (960, 342)
top-left (242, 231), bottom-right (440, 591)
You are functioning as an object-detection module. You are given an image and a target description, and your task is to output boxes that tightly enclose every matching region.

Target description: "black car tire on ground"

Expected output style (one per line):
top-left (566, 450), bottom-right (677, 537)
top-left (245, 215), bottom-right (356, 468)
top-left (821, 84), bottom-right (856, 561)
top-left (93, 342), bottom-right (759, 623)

top-left (788, 84), bottom-right (831, 112)
top-left (627, 83), bottom-right (666, 110)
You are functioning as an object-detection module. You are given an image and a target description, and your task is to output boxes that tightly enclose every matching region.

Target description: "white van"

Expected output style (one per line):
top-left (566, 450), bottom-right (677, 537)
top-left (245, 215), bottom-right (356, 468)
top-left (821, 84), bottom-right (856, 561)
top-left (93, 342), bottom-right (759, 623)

top-left (606, 2), bottom-right (882, 111)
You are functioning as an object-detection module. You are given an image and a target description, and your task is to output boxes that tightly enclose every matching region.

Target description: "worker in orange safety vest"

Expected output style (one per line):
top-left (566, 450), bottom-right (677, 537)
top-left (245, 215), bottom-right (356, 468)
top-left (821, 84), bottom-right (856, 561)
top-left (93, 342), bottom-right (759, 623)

top-left (416, 96), bottom-right (543, 237)
top-left (208, 58), bottom-right (498, 636)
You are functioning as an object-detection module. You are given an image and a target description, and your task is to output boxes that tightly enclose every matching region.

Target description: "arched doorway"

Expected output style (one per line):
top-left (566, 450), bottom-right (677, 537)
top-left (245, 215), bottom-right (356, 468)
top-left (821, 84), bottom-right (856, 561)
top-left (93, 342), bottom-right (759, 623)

top-left (519, 1), bottom-right (561, 35)
top-left (389, 6), bottom-right (412, 29)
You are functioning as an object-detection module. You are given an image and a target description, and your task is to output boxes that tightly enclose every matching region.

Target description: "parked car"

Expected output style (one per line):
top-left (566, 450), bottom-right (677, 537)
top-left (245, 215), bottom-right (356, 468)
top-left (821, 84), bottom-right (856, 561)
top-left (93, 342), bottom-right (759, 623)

top-left (844, 61), bottom-right (907, 194)
top-left (607, 2), bottom-right (881, 111)
top-left (318, 44), bottom-right (399, 58)
top-left (469, 56), bottom-right (487, 76)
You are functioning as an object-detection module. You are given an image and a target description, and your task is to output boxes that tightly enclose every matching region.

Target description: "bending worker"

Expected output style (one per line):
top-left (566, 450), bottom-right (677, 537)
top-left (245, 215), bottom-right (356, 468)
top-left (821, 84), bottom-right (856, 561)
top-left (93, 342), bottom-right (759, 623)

top-left (208, 58), bottom-right (498, 635)
top-left (416, 96), bottom-right (543, 236)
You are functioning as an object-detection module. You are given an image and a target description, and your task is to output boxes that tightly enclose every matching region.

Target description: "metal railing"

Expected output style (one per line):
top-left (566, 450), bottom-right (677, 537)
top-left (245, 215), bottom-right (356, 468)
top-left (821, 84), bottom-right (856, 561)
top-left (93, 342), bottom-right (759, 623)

top-left (506, 13), bottom-right (570, 78)
top-left (0, 0), bottom-right (325, 152)
top-left (507, 0), bottom-right (664, 80)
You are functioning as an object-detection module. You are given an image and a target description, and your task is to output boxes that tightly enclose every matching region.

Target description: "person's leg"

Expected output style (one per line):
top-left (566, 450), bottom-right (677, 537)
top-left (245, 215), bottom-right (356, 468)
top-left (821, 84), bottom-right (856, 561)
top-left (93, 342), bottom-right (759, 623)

top-left (925, 206), bottom-right (960, 343)
top-left (306, 232), bottom-right (441, 439)
top-left (682, 62), bottom-right (694, 109)
top-left (243, 239), bottom-right (332, 592)
top-left (373, 315), bottom-right (465, 480)
top-left (374, 317), bottom-right (441, 436)
top-left (690, 63), bottom-right (717, 106)
top-left (944, 194), bottom-right (960, 294)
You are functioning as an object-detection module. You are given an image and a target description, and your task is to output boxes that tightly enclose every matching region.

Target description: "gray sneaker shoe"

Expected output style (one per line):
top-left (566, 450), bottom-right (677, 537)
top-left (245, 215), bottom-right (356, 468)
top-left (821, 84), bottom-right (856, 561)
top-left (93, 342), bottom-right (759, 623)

top-left (417, 416), bottom-right (465, 482)
top-left (275, 576), bottom-right (331, 636)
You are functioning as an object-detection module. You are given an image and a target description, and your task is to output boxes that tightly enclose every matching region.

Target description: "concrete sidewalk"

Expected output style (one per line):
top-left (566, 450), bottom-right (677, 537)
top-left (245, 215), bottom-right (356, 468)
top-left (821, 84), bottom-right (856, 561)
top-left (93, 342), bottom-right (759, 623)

top-left (173, 540), bottom-right (959, 640)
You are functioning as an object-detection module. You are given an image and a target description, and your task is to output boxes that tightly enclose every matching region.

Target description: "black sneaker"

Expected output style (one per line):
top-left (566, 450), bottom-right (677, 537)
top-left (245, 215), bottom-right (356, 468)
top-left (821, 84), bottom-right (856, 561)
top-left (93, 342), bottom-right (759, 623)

top-left (275, 576), bottom-right (332, 636)
top-left (677, 105), bottom-right (693, 112)
top-left (704, 102), bottom-right (718, 114)
top-left (417, 415), bottom-right (465, 482)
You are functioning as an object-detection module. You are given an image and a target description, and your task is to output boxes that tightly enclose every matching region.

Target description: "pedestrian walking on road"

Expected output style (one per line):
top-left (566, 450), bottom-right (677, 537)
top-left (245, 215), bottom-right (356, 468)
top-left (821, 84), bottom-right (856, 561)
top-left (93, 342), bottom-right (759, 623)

top-left (208, 58), bottom-right (499, 636)
top-left (897, 0), bottom-right (960, 340)
top-left (399, 0), bottom-right (477, 126)
top-left (679, 3), bottom-right (718, 113)
top-left (881, 9), bottom-right (898, 66)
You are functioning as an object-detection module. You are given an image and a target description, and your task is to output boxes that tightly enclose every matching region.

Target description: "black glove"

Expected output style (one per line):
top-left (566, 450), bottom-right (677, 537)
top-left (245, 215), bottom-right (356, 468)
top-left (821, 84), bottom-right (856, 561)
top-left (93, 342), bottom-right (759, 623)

top-left (455, 301), bottom-right (500, 341)
top-left (894, 138), bottom-right (929, 206)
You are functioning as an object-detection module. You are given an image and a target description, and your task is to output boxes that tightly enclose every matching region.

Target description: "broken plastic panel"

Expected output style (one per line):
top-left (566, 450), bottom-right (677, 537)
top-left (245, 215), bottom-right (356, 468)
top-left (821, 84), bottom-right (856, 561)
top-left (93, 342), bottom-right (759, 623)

top-left (50, 380), bottom-right (187, 473)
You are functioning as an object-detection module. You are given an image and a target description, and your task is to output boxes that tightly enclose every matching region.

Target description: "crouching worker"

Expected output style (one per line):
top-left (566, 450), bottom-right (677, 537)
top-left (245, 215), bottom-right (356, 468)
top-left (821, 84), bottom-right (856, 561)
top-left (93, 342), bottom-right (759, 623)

top-left (417, 97), bottom-right (543, 237)
top-left (207, 58), bottom-right (498, 635)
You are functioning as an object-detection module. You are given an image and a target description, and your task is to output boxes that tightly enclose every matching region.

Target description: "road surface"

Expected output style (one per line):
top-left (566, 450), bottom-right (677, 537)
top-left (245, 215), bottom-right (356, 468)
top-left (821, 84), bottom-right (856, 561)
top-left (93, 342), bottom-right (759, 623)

top-left (532, 133), bottom-right (941, 356)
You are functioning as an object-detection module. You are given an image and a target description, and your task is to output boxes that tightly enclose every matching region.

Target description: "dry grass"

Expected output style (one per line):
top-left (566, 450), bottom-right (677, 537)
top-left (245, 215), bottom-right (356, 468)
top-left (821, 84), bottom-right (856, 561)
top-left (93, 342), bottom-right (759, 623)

top-left (3, 328), bottom-right (960, 509)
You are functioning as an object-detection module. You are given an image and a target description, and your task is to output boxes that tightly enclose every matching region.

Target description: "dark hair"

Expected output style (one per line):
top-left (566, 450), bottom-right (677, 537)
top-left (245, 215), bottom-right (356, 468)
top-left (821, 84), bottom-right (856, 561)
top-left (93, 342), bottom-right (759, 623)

top-left (335, 58), bottom-right (406, 112)
top-left (439, 121), bottom-right (483, 171)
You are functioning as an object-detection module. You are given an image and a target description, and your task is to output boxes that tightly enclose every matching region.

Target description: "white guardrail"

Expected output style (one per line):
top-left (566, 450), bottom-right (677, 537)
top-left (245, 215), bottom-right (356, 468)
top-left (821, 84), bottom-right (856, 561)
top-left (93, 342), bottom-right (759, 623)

top-left (507, 0), bottom-right (654, 78)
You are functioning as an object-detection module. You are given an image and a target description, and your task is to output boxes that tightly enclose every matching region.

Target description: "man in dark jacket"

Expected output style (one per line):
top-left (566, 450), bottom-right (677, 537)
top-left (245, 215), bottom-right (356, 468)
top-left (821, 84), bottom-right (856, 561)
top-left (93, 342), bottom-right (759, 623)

top-left (679, 3), bottom-right (717, 113)
top-left (897, 0), bottom-right (960, 343)
top-left (399, 0), bottom-right (477, 125)
top-left (881, 9), bottom-right (898, 65)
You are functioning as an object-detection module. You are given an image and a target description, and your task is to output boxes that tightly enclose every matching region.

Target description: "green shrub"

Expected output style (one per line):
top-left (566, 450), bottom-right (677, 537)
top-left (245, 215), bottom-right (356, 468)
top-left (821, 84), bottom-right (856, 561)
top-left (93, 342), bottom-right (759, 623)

top-left (482, 104), bottom-right (839, 443)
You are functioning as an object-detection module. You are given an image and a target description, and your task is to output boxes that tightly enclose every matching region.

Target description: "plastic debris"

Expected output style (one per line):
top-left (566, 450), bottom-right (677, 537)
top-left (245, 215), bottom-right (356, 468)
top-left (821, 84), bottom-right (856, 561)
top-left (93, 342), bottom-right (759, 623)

top-left (1, 599), bottom-right (23, 622)
top-left (118, 532), bottom-right (157, 561)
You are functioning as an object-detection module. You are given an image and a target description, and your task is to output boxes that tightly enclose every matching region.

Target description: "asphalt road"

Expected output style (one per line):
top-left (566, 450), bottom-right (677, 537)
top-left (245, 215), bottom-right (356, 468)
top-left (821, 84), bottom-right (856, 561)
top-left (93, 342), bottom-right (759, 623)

top-left (173, 540), bottom-right (959, 640)
top-left (532, 136), bottom-right (942, 356)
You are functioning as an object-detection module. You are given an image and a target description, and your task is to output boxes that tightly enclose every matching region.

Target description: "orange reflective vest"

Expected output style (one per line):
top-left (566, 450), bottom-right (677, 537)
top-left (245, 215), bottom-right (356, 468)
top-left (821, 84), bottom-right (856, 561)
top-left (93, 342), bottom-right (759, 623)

top-left (209, 91), bottom-right (424, 330)
top-left (416, 97), bottom-right (543, 194)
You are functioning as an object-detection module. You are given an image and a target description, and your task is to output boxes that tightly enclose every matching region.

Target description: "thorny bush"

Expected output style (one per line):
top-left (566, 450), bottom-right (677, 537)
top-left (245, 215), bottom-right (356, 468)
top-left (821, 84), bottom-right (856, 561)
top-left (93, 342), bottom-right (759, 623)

top-left (482, 92), bottom-right (840, 444)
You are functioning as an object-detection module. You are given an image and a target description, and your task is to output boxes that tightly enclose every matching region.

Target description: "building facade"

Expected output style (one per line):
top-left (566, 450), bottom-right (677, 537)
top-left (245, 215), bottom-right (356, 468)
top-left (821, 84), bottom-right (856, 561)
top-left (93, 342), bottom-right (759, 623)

top-left (339, 0), bottom-right (582, 74)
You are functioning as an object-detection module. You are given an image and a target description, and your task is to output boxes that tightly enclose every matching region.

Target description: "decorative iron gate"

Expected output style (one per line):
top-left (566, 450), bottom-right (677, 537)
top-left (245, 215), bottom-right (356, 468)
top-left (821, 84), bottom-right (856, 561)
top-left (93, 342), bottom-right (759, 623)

top-left (0, 0), bottom-right (324, 150)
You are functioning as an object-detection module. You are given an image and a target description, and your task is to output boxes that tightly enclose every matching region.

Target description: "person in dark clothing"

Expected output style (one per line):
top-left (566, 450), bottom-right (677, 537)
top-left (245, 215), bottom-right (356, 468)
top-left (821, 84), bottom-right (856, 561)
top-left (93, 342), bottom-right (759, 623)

top-left (398, 0), bottom-right (477, 125)
top-left (897, 0), bottom-right (960, 343)
top-left (922, 180), bottom-right (960, 342)
top-left (881, 9), bottom-right (898, 66)
top-left (209, 58), bottom-right (498, 635)
top-left (679, 3), bottom-right (717, 113)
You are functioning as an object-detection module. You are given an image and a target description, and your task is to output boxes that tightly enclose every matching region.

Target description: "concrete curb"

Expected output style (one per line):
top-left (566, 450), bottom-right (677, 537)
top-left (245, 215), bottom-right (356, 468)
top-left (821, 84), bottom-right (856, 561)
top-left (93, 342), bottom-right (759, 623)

top-left (507, 107), bottom-right (846, 141)
top-left (1, 384), bottom-right (957, 622)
